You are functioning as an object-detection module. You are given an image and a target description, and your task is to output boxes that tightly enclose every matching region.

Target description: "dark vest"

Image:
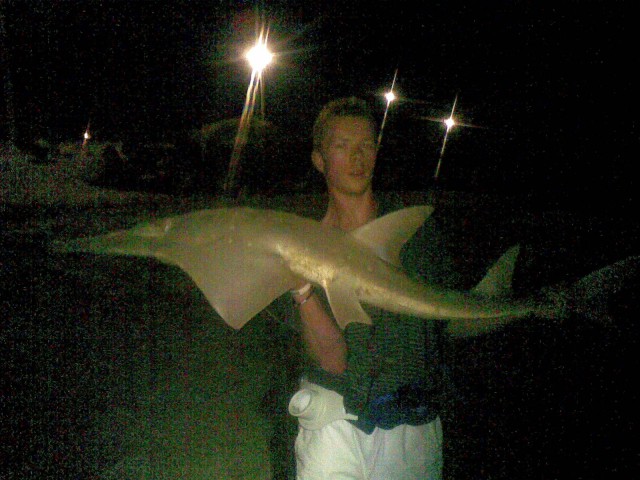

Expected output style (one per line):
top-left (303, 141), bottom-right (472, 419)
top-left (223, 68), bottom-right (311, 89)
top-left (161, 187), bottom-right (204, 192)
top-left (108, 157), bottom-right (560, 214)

top-left (305, 195), bottom-right (447, 433)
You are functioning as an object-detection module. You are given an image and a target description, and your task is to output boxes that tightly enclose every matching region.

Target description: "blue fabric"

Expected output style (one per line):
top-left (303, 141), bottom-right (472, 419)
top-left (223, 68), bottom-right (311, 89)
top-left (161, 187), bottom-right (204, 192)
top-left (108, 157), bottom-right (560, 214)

top-left (367, 382), bottom-right (440, 430)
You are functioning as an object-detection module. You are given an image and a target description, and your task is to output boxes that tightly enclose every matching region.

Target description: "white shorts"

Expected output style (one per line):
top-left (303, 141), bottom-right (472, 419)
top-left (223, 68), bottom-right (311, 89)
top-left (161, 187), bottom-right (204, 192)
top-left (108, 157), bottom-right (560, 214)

top-left (294, 416), bottom-right (443, 480)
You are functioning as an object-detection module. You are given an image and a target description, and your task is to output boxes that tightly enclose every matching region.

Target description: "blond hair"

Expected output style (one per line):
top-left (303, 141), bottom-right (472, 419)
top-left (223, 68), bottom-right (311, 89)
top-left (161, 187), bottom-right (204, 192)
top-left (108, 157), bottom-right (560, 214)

top-left (312, 97), bottom-right (376, 152)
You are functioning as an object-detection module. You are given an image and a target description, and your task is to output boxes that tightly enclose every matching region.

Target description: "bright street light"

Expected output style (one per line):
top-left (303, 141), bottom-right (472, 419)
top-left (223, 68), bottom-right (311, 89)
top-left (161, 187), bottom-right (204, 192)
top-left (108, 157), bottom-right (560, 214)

top-left (434, 95), bottom-right (458, 181)
top-left (225, 28), bottom-right (273, 196)
top-left (246, 41), bottom-right (273, 73)
top-left (444, 117), bottom-right (455, 130)
top-left (377, 68), bottom-right (399, 148)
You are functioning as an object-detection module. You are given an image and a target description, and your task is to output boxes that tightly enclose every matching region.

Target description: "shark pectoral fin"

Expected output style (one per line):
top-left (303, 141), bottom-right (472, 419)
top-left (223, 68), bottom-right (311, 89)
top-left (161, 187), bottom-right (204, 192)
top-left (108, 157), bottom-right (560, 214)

top-left (350, 206), bottom-right (434, 266)
top-left (325, 277), bottom-right (373, 329)
top-left (162, 243), bottom-right (297, 330)
top-left (472, 245), bottom-right (520, 297)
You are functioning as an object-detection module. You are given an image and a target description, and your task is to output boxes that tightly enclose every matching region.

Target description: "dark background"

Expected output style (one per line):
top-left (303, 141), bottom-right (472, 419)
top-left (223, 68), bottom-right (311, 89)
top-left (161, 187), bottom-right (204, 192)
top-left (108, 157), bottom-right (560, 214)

top-left (2, 2), bottom-right (638, 478)
top-left (1, 0), bottom-right (636, 212)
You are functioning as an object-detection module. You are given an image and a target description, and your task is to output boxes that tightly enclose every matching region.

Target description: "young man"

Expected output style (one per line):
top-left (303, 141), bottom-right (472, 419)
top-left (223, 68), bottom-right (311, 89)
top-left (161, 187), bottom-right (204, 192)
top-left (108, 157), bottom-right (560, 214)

top-left (289, 97), bottom-right (445, 479)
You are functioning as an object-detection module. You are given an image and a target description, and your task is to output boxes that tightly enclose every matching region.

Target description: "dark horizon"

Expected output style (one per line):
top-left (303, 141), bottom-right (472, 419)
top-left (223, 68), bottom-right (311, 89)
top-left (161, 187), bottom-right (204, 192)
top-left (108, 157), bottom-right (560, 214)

top-left (1, 1), bottom-right (635, 211)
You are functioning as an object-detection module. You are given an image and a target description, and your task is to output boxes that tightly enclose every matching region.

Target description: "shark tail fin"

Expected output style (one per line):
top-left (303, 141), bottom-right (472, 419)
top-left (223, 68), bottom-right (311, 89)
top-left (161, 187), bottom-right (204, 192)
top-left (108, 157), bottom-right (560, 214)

top-left (560, 255), bottom-right (640, 322)
top-left (472, 245), bottom-right (520, 298)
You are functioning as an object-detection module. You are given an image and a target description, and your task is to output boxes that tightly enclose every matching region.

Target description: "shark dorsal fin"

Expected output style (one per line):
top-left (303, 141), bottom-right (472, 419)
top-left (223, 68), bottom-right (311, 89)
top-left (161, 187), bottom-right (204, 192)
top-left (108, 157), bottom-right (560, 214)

top-left (472, 245), bottom-right (520, 297)
top-left (350, 206), bottom-right (434, 266)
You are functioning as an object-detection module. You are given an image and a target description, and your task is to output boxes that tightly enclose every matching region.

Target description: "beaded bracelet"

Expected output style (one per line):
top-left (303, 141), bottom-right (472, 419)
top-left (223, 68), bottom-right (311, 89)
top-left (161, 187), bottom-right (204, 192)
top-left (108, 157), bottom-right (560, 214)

top-left (292, 285), bottom-right (314, 306)
top-left (291, 283), bottom-right (312, 297)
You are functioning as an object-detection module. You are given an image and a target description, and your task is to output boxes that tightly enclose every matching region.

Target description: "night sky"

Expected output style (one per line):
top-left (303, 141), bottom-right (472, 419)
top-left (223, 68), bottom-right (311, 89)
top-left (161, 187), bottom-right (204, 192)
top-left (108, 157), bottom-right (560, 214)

top-left (1, 0), bottom-right (636, 210)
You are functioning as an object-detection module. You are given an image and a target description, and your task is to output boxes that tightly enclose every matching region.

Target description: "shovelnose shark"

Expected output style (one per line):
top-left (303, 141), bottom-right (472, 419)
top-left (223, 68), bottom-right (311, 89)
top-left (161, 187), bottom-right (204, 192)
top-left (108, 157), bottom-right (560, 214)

top-left (57, 206), bottom-right (637, 335)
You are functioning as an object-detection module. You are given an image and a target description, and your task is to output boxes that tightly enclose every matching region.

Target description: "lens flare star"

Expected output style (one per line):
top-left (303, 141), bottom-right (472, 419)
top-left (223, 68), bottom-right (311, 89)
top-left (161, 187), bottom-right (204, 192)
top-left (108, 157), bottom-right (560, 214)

top-left (82, 120), bottom-right (91, 148)
top-left (433, 95), bottom-right (458, 181)
top-left (417, 95), bottom-right (485, 182)
top-left (377, 68), bottom-right (399, 148)
top-left (225, 26), bottom-right (273, 196)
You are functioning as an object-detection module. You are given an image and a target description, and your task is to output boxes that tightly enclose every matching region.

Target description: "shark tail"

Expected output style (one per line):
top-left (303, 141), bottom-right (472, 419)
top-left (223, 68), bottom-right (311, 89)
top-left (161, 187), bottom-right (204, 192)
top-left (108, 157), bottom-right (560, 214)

top-left (549, 255), bottom-right (640, 323)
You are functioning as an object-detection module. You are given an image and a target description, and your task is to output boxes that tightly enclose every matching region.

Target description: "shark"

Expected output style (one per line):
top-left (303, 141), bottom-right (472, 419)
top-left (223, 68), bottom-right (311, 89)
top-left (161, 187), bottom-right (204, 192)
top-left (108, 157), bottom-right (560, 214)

top-left (55, 205), bottom-right (637, 336)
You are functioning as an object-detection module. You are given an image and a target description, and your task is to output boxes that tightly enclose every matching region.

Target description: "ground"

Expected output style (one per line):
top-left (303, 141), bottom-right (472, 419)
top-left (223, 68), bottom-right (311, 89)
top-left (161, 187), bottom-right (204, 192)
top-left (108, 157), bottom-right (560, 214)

top-left (2, 151), bottom-right (638, 478)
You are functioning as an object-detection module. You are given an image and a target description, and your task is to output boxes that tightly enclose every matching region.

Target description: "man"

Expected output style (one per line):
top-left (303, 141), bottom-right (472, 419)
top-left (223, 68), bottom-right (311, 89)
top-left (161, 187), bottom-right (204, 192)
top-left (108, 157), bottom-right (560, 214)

top-left (289, 97), bottom-right (445, 479)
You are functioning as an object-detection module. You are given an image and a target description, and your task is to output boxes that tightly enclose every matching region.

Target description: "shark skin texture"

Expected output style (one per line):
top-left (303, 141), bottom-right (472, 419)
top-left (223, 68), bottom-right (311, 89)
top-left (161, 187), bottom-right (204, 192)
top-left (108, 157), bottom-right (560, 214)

top-left (56, 206), bottom-right (638, 336)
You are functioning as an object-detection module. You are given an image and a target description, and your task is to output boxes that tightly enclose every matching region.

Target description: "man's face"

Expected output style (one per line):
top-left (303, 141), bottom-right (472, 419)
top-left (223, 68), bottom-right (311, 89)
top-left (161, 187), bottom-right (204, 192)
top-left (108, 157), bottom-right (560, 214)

top-left (313, 116), bottom-right (377, 196)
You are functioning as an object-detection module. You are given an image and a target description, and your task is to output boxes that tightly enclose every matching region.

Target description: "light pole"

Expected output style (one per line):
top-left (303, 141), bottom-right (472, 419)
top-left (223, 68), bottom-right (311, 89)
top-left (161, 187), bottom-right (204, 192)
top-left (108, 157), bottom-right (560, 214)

top-left (246, 38), bottom-right (272, 120)
top-left (224, 30), bottom-right (273, 196)
top-left (377, 68), bottom-right (398, 148)
top-left (82, 120), bottom-right (91, 149)
top-left (433, 95), bottom-right (458, 182)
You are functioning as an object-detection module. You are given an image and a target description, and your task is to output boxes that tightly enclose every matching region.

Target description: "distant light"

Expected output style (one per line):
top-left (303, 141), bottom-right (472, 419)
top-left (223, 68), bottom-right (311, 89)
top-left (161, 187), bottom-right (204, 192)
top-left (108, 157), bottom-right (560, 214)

top-left (82, 129), bottom-right (91, 147)
top-left (246, 41), bottom-right (273, 73)
top-left (385, 91), bottom-right (396, 103)
top-left (445, 117), bottom-right (455, 130)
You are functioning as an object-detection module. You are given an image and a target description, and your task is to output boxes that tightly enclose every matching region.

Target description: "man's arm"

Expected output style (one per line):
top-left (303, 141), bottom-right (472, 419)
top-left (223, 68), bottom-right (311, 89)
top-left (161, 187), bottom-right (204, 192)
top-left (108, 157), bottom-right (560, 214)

top-left (293, 285), bottom-right (347, 375)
